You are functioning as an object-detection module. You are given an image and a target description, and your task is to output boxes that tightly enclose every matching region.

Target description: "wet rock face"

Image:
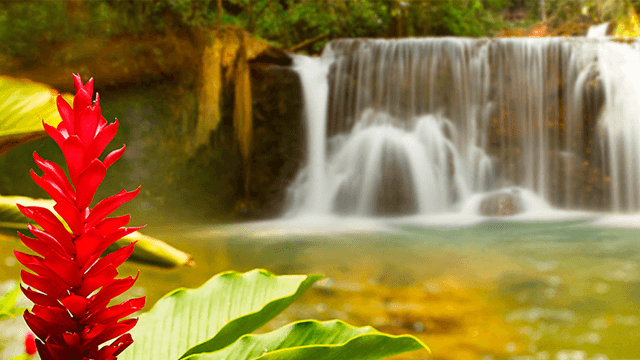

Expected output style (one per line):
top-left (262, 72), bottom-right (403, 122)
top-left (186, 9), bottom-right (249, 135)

top-left (245, 64), bottom-right (305, 218)
top-left (479, 190), bottom-right (524, 216)
top-left (332, 139), bottom-right (419, 216)
top-left (373, 147), bottom-right (418, 215)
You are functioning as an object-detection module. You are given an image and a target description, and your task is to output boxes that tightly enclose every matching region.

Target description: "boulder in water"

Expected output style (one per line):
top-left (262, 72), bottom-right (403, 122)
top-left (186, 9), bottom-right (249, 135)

top-left (479, 190), bottom-right (524, 216)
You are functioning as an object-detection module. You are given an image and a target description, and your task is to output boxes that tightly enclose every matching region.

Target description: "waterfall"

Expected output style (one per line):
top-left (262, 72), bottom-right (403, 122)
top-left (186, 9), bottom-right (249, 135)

top-left (586, 23), bottom-right (609, 38)
top-left (597, 41), bottom-right (640, 210)
top-left (289, 37), bottom-right (640, 217)
top-left (290, 55), bottom-right (332, 214)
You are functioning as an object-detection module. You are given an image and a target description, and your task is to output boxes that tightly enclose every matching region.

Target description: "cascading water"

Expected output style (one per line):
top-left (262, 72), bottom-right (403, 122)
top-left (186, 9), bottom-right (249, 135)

top-left (597, 41), bottom-right (640, 210)
top-left (288, 37), bottom-right (640, 217)
top-left (291, 55), bottom-right (332, 214)
top-left (586, 23), bottom-right (609, 38)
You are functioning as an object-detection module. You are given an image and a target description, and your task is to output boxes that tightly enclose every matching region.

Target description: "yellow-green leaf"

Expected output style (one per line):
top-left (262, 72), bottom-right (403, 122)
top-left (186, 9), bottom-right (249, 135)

top-left (121, 270), bottom-right (323, 360)
top-left (184, 320), bottom-right (429, 360)
top-left (0, 283), bottom-right (24, 321)
top-left (0, 195), bottom-right (193, 268)
top-left (0, 76), bottom-right (73, 157)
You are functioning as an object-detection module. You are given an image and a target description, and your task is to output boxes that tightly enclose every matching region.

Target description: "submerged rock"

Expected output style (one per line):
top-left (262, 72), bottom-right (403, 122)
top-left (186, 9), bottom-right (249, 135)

top-left (479, 190), bottom-right (524, 216)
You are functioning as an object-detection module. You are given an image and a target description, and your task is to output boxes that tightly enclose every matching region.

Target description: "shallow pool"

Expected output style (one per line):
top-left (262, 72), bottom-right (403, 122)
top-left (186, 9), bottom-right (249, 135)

top-left (3, 219), bottom-right (640, 360)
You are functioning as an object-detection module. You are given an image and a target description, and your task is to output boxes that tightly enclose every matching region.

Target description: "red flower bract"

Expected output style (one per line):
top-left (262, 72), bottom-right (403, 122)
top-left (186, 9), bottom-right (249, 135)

top-left (15, 74), bottom-right (145, 360)
top-left (25, 332), bottom-right (37, 355)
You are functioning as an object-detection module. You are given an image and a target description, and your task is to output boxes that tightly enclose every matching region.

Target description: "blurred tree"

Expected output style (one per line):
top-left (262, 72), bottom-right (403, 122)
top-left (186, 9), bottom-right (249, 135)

top-left (0, 1), bottom-right (70, 60)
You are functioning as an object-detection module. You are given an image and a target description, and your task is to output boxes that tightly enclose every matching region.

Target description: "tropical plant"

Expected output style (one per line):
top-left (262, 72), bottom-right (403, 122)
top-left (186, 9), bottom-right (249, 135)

top-left (120, 269), bottom-right (429, 360)
top-left (0, 77), bottom-right (73, 157)
top-left (0, 76), bottom-right (193, 269)
top-left (14, 74), bottom-right (145, 359)
top-left (0, 196), bottom-right (193, 268)
top-left (8, 74), bottom-right (430, 360)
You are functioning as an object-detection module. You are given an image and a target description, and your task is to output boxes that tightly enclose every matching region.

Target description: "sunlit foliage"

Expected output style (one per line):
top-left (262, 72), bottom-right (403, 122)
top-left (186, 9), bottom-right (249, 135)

top-left (2, 0), bottom-right (640, 59)
top-left (0, 0), bottom-right (515, 57)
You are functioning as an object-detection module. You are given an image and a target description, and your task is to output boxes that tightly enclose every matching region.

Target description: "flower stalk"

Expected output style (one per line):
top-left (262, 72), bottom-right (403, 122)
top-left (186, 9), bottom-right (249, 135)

top-left (15, 74), bottom-right (144, 360)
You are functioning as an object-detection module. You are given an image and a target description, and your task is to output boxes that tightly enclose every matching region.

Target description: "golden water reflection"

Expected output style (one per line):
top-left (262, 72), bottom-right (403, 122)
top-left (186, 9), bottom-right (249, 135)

top-left (2, 220), bottom-right (640, 360)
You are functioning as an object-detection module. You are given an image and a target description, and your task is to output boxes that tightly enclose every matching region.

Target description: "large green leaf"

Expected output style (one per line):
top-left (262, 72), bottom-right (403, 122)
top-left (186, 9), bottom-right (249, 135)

top-left (0, 195), bottom-right (194, 268)
top-left (121, 270), bottom-right (323, 360)
top-left (184, 320), bottom-right (429, 360)
top-left (0, 76), bottom-right (73, 157)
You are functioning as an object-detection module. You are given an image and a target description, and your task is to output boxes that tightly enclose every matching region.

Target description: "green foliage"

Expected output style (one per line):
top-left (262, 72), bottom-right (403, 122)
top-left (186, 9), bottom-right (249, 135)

top-left (4, 0), bottom-right (638, 58)
top-left (184, 320), bottom-right (427, 360)
top-left (0, 78), bottom-right (70, 197)
top-left (0, 77), bottom-right (73, 157)
top-left (249, 0), bottom-right (509, 49)
top-left (545, 0), bottom-right (582, 23)
top-left (103, 0), bottom-right (218, 31)
top-left (542, 0), bottom-right (640, 26)
top-left (120, 270), bottom-right (322, 360)
top-left (121, 269), bottom-right (428, 360)
top-left (426, 0), bottom-right (484, 37)
top-left (0, 0), bottom-right (513, 59)
top-left (0, 0), bottom-right (217, 59)
top-left (0, 1), bottom-right (70, 59)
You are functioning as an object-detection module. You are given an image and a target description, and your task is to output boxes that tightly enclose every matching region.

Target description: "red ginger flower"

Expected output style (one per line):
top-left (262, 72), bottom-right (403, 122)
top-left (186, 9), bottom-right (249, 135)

top-left (15, 74), bottom-right (145, 360)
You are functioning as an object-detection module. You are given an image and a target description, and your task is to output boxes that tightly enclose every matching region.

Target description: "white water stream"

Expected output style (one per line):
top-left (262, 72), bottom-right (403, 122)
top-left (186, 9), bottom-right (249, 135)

top-left (586, 22), bottom-right (609, 38)
top-left (292, 55), bottom-right (332, 214)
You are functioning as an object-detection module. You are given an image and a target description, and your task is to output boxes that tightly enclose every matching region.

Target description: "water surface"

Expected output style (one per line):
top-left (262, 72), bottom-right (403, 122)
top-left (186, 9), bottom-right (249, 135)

top-left (2, 219), bottom-right (640, 360)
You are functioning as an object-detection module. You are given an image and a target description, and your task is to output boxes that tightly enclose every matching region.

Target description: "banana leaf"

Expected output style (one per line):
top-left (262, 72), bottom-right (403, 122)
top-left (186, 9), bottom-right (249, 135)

top-left (0, 76), bottom-right (192, 268)
top-left (121, 270), bottom-right (322, 360)
top-left (0, 76), bottom-right (73, 157)
top-left (0, 195), bottom-right (193, 268)
top-left (184, 320), bottom-right (429, 360)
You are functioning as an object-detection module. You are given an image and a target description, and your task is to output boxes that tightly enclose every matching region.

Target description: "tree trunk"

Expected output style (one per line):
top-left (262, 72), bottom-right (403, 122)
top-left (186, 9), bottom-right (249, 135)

top-left (195, 37), bottom-right (223, 151)
top-left (288, 33), bottom-right (330, 52)
top-left (247, 0), bottom-right (254, 32)
top-left (234, 32), bottom-right (253, 201)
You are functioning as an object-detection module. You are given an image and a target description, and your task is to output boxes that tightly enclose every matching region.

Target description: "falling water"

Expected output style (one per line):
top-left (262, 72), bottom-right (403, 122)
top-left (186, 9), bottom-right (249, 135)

top-left (291, 55), bottom-right (332, 214)
top-left (597, 41), bottom-right (640, 210)
top-left (289, 37), bottom-right (640, 217)
top-left (586, 23), bottom-right (609, 38)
